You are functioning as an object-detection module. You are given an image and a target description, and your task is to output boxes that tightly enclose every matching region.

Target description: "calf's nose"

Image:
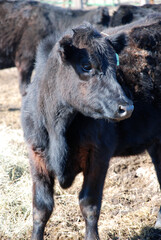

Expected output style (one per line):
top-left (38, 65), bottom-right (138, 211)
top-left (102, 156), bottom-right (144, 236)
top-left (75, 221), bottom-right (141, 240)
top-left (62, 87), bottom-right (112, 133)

top-left (117, 104), bottom-right (134, 120)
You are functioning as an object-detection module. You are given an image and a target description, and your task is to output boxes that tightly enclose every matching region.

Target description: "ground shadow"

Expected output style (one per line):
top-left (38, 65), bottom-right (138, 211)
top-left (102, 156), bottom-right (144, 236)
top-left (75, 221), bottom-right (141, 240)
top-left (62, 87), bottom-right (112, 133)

top-left (108, 226), bottom-right (161, 240)
top-left (8, 107), bottom-right (20, 111)
top-left (0, 107), bottom-right (20, 112)
top-left (131, 226), bottom-right (161, 240)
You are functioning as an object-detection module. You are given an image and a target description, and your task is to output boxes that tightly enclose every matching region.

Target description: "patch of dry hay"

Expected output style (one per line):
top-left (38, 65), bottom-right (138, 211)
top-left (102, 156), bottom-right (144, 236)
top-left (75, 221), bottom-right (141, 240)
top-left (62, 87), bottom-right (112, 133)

top-left (0, 68), bottom-right (161, 240)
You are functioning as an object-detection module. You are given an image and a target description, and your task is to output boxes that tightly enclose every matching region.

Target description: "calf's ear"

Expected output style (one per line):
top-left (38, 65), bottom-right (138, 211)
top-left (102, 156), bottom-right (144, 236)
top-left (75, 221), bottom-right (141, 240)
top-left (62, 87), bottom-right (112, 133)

top-left (58, 35), bottom-right (73, 61)
top-left (108, 33), bottom-right (127, 54)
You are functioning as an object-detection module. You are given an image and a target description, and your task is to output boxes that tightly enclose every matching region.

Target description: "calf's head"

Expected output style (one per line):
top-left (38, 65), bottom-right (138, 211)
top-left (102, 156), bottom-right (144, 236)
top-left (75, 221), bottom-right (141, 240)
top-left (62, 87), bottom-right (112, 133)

top-left (53, 23), bottom-right (134, 121)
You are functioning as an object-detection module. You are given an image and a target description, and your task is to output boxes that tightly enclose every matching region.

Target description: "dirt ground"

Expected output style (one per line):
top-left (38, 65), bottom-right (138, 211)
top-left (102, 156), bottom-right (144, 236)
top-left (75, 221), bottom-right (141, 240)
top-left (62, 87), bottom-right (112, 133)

top-left (0, 68), bottom-right (161, 240)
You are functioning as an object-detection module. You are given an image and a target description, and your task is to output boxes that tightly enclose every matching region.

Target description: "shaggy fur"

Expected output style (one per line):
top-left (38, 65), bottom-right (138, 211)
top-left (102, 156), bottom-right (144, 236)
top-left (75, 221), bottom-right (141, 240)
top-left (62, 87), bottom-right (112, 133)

top-left (21, 23), bottom-right (132, 240)
top-left (105, 13), bottom-right (161, 106)
top-left (22, 14), bottom-right (161, 240)
top-left (104, 13), bottom-right (161, 230)
top-left (0, 0), bottom-right (110, 95)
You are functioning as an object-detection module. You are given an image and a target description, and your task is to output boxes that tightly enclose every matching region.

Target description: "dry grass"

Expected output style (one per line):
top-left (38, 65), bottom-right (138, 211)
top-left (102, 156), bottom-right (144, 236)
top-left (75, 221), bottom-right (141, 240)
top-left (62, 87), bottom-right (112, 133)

top-left (0, 68), bottom-right (161, 240)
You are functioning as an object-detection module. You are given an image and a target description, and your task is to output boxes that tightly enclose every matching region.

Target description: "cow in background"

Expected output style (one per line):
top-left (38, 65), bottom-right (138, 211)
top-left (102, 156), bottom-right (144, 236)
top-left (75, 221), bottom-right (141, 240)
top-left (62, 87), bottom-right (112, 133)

top-left (0, 0), bottom-right (110, 95)
top-left (110, 3), bottom-right (161, 27)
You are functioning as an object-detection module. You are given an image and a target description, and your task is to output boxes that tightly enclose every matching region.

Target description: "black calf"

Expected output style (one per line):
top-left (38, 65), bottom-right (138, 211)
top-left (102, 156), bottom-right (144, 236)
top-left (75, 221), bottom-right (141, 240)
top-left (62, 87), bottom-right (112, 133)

top-left (21, 14), bottom-right (161, 240)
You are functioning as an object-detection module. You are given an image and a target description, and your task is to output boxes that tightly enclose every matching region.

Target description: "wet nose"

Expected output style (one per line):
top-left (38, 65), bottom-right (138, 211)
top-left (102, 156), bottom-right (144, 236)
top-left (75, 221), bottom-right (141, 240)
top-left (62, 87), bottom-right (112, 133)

top-left (116, 103), bottom-right (134, 120)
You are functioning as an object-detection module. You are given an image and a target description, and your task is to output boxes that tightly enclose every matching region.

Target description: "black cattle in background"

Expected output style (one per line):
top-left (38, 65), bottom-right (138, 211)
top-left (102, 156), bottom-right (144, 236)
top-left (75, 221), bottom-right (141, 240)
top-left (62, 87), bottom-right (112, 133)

top-left (0, 0), bottom-right (110, 96)
top-left (110, 3), bottom-right (161, 27)
top-left (103, 12), bottom-right (161, 231)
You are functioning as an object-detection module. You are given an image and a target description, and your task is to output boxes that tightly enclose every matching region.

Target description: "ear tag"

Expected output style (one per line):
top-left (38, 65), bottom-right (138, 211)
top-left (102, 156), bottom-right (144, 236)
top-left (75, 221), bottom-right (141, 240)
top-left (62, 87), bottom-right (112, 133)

top-left (115, 53), bottom-right (119, 66)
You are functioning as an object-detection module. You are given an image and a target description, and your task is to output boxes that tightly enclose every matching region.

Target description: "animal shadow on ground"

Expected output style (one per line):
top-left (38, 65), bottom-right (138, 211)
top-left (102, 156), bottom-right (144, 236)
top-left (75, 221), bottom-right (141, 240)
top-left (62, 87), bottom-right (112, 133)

top-left (107, 226), bottom-right (161, 240)
top-left (131, 227), bottom-right (161, 240)
top-left (8, 108), bottom-right (20, 112)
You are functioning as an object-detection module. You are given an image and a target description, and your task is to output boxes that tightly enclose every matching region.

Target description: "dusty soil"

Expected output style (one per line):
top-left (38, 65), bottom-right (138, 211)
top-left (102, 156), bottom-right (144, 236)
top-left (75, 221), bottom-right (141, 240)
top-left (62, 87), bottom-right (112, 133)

top-left (0, 68), bottom-right (161, 240)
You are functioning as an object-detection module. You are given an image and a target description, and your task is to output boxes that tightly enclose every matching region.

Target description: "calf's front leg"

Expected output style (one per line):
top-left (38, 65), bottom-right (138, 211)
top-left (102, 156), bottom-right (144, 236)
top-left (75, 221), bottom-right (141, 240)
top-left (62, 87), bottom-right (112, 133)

top-left (29, 148), bottom-right (54, 240)
top-left (79, 150), bottom-right (110, 240)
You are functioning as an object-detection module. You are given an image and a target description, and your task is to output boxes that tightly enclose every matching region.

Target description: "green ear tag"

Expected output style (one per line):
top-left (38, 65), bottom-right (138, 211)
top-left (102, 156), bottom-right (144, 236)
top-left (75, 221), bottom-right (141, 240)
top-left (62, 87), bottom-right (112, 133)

top-left (115, 53), bottom-right (119, 66)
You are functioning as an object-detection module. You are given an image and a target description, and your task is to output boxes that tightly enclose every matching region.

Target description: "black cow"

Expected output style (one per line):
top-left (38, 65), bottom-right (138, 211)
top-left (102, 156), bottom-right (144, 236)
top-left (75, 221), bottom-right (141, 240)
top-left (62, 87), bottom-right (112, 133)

top-left (104, 12), bottom-right (161, 230)
top-left (21, 23), bottom-right (132, 240)
top-left (110, 3), bottom-right (161, 27)
top-left (0, 0), bottom-right (110, 96)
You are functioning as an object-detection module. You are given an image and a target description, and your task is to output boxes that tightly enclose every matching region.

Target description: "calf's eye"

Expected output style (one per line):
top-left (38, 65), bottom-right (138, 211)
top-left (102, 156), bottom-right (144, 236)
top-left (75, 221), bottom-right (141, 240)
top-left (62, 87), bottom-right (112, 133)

top-left (82, 63), bottom-right (92, 72)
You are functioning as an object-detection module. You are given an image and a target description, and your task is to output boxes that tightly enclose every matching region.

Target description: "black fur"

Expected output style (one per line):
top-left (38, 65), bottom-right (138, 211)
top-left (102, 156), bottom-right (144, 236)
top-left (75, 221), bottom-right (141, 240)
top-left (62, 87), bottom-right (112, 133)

top-left (21, 23), bottom-right (132, 240)
top-left (0, 1), bottom-right (110, 96)
top-left (110, 3), bottom-right (161, 27)
top-left (21, 15), bottom-right (161, 239)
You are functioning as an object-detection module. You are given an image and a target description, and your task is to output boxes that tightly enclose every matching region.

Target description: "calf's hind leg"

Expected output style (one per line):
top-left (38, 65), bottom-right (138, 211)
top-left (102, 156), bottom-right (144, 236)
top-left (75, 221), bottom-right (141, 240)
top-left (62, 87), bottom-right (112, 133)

top-left (79, 151), bottom-right (110, 240)
top-left (29, 149), bottom-right (54, 240)
top-left (148, 142), bottom-right (161, 229)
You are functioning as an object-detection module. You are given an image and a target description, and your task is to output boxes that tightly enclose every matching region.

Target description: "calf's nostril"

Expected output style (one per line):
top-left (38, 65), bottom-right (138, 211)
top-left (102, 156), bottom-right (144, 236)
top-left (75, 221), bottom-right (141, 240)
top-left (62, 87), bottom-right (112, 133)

top-left (118, 105), bottom-right (127, 116)
top-left (118, 104), bottom-right (134, 118)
